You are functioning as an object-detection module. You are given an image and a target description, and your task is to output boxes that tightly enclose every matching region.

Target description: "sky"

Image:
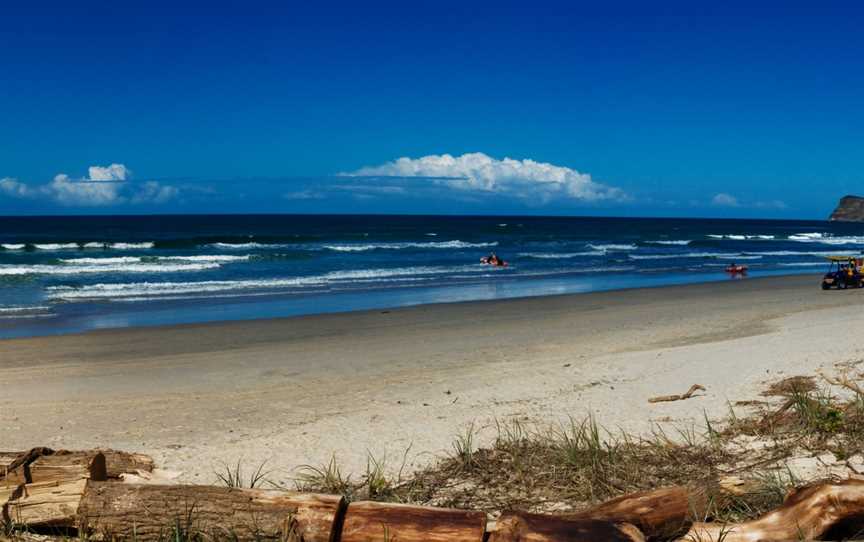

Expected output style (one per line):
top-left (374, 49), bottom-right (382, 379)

top-left (1, 1), bottom-right (862, 218)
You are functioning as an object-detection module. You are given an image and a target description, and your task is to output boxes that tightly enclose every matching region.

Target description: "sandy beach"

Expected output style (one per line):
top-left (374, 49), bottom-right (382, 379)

top-left (3, 274), bottom-right (862, 486)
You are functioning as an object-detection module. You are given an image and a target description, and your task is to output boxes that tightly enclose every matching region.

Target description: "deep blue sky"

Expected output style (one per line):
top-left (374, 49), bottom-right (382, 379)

top-left (1, 1), bottom-right (862, 217)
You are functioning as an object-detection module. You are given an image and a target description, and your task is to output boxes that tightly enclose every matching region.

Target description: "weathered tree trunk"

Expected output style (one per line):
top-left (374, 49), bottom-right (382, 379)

top-left (340, 501), bottom-right (487, 542)
top-left (678, 479), bottom-right (864, 542)
top-left (78, 482), bottom-right (345, 542)
top-left (490, 513), bottom-right (645, 542)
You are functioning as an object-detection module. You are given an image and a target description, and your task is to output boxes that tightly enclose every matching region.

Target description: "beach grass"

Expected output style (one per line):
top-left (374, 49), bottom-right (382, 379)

top-left (288, 369), bottom-right (864, 526)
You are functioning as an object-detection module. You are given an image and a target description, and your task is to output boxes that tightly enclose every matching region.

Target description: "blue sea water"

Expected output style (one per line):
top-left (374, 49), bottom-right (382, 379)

top-left (0, 214), bottom-right (859, 338)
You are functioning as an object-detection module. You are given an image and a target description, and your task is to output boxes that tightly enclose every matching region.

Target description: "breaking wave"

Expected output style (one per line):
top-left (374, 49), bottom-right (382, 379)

top-left (0, 262), bottom-right (220, 276)
top-left (519, 251), bottom-right (606, 259)
top-left (323, 240), bottom-right (498, 252)
top-left (46, 265), bottom-right (489, 300)
top-left (586, 243), bottom-right (637, 251)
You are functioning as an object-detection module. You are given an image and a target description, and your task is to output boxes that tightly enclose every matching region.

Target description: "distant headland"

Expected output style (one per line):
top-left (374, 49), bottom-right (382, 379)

top-left (829, 195), bottom-right (864, 222)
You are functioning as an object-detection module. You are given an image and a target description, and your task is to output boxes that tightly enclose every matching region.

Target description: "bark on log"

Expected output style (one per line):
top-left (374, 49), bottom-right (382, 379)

top-left (570, 485), bottom-right (706, 539)
top-left (5, 478), bottom-right (89, 528)
top-left (678, 479), bottom-right (864, 542)
top-left (490, 513), bottom-right (645, 542)
top-left (78, 482), bottom-right (345, 542)
top-left (340, 501), bottom-right (487, 542)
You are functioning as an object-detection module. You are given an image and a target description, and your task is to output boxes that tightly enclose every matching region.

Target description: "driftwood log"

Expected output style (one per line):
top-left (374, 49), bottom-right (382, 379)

top-left (340, 501), bottom-right (487, 542)
top-left (490, 513), bottom-right (645, 542)
top-left (571, 485), bottom-right (706, 539)
top-left (8, 447), bottom-right (864, 541)
top-left (679, 478), bottom-right (864, 542)
top-left (78, 482), bottom-right (345, 542)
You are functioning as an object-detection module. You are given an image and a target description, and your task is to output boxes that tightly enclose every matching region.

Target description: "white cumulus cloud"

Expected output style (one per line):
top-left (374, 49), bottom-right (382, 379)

top-left (88, 163), bottom-right (130, 181)
top-left (0, 164), bottom-right (177, 207)
top-left (711, 193), bottom-right (740, 207)
top-left (341, 152), bottom-right (626, 203)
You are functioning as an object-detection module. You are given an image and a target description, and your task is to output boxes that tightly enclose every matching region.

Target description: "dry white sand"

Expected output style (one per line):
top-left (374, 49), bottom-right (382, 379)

top-left (2, 274), bottom-right (862, 485)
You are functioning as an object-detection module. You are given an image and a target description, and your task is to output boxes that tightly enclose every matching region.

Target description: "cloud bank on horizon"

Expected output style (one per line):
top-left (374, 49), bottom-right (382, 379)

top-left (712, 192), bottom-right (787, 210)
top-left (339, 152), bottom-right (627, 204)
top-left (0, 155), bottom-right (788, 214)
top-left (0, 164), bottom-right (177, 207)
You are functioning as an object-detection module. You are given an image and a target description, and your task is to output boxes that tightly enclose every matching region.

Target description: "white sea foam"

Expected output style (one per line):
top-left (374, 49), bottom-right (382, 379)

top-left (31, 243), bottom-right (81, 250)
top-left (0, 305), bottom-right (52, 314)
top-left (628, 252), bottom-right (762, 260)
top-left (586, 243), bottom-right (636, 251)
top-left (324, 240), bottom-right (498, 252)
top-left (59, 256), bottom-right (143, 265)
top-left (209, 242), bottom-right (271, 249)
top-left (649, 240), bottom-right (692, 246)
top-left (0, 305), bottom-right (54, 319)
top-left (1, 242), bottom-right (156, 251)
top-left (46, 265), bottom-right (487, 300)
top-left (159, 255), bottom-right (250, 262)
top-left (108, 242), bottom-right (155, 249)
top-left (788, 232), bottom-right (825, 240)
top-left (59, 255), bottom-right (250, 265)
top-left (750, 250), bottom-right (840, 257)
top-left (787, 233), bottom-right (864, 245)
top-left (707, 234), bottom-right (774, 240)
top-left (519, 251), bottom-right (606, 259)
top-left (0, 262), bottom-right (220, 276)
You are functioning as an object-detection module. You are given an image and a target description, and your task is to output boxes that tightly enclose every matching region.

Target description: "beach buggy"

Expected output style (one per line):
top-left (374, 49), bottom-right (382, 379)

top-left (821, 256), bottom-right (864, 290)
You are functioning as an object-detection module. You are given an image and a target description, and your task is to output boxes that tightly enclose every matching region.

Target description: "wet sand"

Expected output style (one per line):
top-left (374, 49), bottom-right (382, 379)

top-left (3, 274), bottom-right (862, 484)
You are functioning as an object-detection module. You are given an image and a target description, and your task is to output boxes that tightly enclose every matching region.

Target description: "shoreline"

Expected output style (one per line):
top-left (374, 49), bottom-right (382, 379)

top-left (0, 270), bottom-right (822, 340)
top-left (3, 273), bottom-right (861, 484)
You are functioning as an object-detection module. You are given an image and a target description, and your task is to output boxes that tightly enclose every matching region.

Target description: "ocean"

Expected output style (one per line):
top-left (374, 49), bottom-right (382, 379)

top-left (0, 214), bottom-right (859, 338)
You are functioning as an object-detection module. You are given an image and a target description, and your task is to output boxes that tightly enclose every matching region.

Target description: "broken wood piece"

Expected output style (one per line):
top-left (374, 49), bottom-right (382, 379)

top-left (78, 482), bottom-right (345, 542)
top-left (5, 478), bottom-right (88, 529)
top-left (28, 451), bottom-right (107, 484)
top-left (98, 449), bottom-right (155, 478)
top-left (489, 513), bottom-right (645, 542)
top-left (340, 501), bottom-right (487, 542)
top-left (649, 384), bottom-right (706, 403)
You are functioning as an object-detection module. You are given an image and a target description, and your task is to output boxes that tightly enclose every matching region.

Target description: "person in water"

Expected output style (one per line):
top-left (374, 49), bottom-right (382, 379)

top-left (482, 253), bottom-right (504, 266)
